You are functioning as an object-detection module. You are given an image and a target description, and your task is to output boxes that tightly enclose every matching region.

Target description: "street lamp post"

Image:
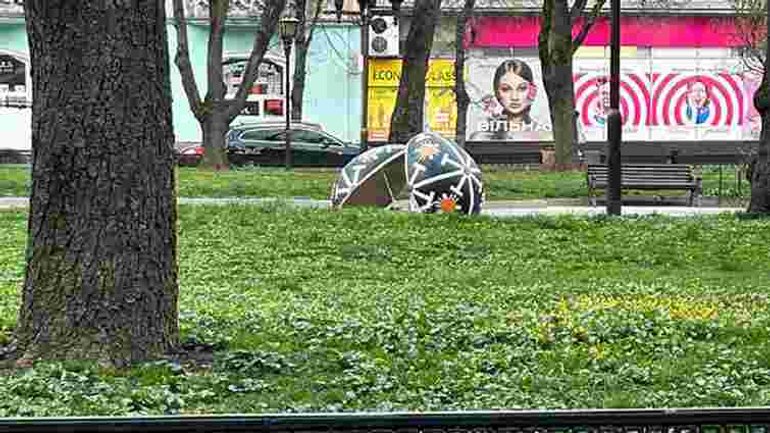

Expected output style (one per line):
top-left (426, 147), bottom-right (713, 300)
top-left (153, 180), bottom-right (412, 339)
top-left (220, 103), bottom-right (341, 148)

top-left (361, 0), bottom-right (371, 154)
top-left (606, 0), bottom-right (622, 215)
top-left (279, 14), bottom-right (299, 170)
top-left (334, 0), bottom-right (402, 153)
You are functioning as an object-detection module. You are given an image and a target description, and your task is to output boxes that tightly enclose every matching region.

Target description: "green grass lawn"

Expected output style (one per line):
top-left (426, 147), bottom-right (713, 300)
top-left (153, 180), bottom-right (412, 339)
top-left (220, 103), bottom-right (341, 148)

top-left (1, 205), bottom-right (769, 415)
top-left (0, 164), bottom-right (751, 201)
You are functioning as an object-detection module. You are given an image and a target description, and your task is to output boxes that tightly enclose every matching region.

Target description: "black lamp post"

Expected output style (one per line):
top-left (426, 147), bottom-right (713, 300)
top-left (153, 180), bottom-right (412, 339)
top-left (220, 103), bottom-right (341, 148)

top-left (606, 0), bottom-right (622, 215)
top-left (334, 0), bottom-right (402, 153)
top-left (279, 13), bottom-right (299, 170)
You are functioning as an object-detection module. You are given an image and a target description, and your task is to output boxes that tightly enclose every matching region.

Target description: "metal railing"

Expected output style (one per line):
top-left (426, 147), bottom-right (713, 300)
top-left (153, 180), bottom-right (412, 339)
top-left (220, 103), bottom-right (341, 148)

top-left (1, 408), bottom-right (769, 433)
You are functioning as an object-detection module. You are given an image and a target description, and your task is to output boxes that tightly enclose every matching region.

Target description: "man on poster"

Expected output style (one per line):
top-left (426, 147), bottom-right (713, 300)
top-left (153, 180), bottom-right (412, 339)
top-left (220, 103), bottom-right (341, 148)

top-left (684, 79), bottom-right (711, 125)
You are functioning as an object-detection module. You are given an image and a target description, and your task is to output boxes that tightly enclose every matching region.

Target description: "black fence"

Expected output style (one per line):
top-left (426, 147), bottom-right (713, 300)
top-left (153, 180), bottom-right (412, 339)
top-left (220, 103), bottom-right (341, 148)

top-left (1, 408), bottom-right (769, 433)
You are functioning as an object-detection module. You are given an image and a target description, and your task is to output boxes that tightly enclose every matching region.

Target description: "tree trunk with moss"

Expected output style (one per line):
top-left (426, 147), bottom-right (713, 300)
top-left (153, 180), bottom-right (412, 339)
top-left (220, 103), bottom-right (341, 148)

top-left (18, 0), bottom-right (179, 367)
top-left (539, 0), bottom-right (605, 166)
top-left (749, 0), bottom-right (770, 212)
top-left (388, 0), bottom-right (442, 144)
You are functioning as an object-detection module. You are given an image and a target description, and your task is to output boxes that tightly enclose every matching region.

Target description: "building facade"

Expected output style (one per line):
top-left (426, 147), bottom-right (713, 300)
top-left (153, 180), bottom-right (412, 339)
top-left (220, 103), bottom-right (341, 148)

top-left (0, 0), bottom-right (365, 151)
top-left (0, 0), bottom-right (758, 153)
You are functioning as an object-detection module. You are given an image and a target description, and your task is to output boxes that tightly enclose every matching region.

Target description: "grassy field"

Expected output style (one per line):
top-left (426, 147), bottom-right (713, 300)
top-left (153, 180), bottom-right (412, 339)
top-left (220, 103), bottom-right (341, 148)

top-left (0, 164), bottom-right (751, 201)
top-left (0, 205), bottom-right (769, 415)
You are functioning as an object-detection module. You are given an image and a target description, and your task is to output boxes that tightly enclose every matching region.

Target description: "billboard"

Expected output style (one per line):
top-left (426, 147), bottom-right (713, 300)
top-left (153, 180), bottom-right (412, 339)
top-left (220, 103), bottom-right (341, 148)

top-left (648, 59), bottom-right (750, 141)
top-left (464, 53), bottom-right (759, 142)
top-left (573, 58), bottom-right (651, 142)
top-left (465, 57), bottom-right (553, 142)
top-left (367, 58), bottom-right (457, 141)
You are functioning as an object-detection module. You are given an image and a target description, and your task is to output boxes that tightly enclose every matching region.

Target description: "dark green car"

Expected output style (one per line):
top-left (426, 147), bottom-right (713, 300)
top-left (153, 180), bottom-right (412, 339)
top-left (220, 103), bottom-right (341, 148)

top-left (225, 122), bottom-right (360, 167)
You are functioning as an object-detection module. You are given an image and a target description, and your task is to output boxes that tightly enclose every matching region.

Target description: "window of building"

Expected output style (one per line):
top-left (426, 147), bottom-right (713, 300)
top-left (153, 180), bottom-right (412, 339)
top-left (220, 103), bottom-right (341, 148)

top-left (224, 55), bottom-right (287, 119)
top-left (0, 52), bottom-right (29, 108)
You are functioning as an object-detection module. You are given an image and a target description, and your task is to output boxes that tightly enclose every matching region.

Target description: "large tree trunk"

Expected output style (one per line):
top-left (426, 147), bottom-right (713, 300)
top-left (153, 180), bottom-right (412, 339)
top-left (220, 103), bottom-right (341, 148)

top-left (749, 0), bottom-right (770, 212)
top-left (454, 0), bottom-right (475, 148)
top-left (202, 111), bottom-right (231, 169)
top-left (200, 0), bottom-right (230, 169)
top-left (544, 64), bottom-right (576, 167)
top-left (538, 0), bottom-right (603, 167)
top-left (539, 0), bottom-right (576, 167)
top-left (19, 0), bottom-right (179, 366)
top-left (388, 0), bottom-right (442, 144)
top-left (750, 112), bottom-right (770, 212)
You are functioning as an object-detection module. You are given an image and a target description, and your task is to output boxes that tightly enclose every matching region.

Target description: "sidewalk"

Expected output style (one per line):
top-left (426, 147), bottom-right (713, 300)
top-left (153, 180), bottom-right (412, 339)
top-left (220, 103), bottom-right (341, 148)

top-left (483, 205), bottom-right (743, 217)
top-left (0, 197), bottom-right (745, 217)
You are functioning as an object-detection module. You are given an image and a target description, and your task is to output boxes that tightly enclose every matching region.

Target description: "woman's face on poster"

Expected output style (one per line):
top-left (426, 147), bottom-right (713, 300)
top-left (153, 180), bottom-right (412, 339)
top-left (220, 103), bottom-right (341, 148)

top-left (496, 71), bottom-right (531, 116)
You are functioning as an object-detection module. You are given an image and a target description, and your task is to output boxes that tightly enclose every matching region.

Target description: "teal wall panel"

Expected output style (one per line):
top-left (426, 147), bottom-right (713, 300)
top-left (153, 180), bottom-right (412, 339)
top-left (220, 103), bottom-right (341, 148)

top-left (0, 20), bottom-right (362, 147)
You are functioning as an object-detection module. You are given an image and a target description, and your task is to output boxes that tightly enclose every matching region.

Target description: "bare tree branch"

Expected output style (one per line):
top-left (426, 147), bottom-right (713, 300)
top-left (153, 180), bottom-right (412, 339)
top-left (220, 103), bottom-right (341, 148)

top-left (172, 0), bottom-right (204, 120)
top-left (569, 0), bottom-right (588, 22)
top-left (454, 0), bottom-right (476, 147)
top-left (732, 0), bottom-right (767, 72)
top-left (225, 0), bottom-right (287, 121)
top-left (538, 0), bottom-right (553, 65)
top-left (571, 0), bottom-right (606, 52)
top-left (306, 0), bottom-right (325, 45)
top-left (294, 0), bottom-right (324, 47)
top-left (206, 0), bottom-right (230, 109)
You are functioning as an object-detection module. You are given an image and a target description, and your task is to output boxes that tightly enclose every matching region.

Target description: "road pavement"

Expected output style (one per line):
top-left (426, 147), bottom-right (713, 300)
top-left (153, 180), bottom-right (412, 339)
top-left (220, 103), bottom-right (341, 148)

top-left (0, 197), bottom-right (745, 217)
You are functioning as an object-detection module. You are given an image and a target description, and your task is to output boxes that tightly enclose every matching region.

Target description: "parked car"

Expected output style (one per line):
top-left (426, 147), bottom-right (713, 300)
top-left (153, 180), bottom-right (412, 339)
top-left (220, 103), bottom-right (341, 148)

top-left (175, 143), bottom-right (204, 166)
top-left (225, 123), bottom-right (360, 167)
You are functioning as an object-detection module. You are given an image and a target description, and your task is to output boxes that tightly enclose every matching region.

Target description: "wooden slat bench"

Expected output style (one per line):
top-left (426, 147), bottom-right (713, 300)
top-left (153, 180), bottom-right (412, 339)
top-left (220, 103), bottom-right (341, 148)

top-left (587, 164), bottom-right (703, 207)
top-left (465, 142), bottom-right (542, 165)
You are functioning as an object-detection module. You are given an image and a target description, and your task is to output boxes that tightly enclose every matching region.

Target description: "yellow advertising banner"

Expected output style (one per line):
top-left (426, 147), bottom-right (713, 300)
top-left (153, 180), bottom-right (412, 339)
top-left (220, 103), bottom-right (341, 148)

top-left (367, 87), bottom-right (398, 142)
top-left (368, 59), bottom-right (456, 87)
top-left (368, 58), bottom-right (457, 141)
top-left (426, 87), bottom-right (457, 138)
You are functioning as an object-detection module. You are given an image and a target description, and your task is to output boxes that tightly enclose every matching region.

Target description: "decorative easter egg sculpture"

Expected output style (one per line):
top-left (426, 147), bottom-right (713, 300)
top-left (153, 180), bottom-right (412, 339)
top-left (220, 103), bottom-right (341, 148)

top-left (330, 144), bottom-right (407, 208)
top-left (404, 132), bottom-right (484, 215)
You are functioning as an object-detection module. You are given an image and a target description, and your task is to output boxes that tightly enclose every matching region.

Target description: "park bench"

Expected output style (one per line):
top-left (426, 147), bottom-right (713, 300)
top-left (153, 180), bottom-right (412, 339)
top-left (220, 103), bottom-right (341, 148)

top-left (465, 142), bottom-right (542, 165)
top-left (587, 164), bottom-right (702, 207)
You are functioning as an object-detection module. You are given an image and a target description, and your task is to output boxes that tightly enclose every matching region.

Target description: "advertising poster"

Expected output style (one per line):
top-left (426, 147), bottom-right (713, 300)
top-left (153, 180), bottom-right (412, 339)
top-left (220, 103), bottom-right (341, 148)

top-left (367, 58), bottom-right (456, 142)
top-left (426, 87), bottom-right (457, 138)
top-left (465, 57), bottom-right (553, 142)
top-left (740, 69), bottom-right (763, 140)
top-left (649, 59), bottom-right (747, 141)
top-left (463, 52), bottom-right (755, 143)
top-left (367, 87), bottom-right (397, 142)
top-left (573, 59), bottom-right (651, 142)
